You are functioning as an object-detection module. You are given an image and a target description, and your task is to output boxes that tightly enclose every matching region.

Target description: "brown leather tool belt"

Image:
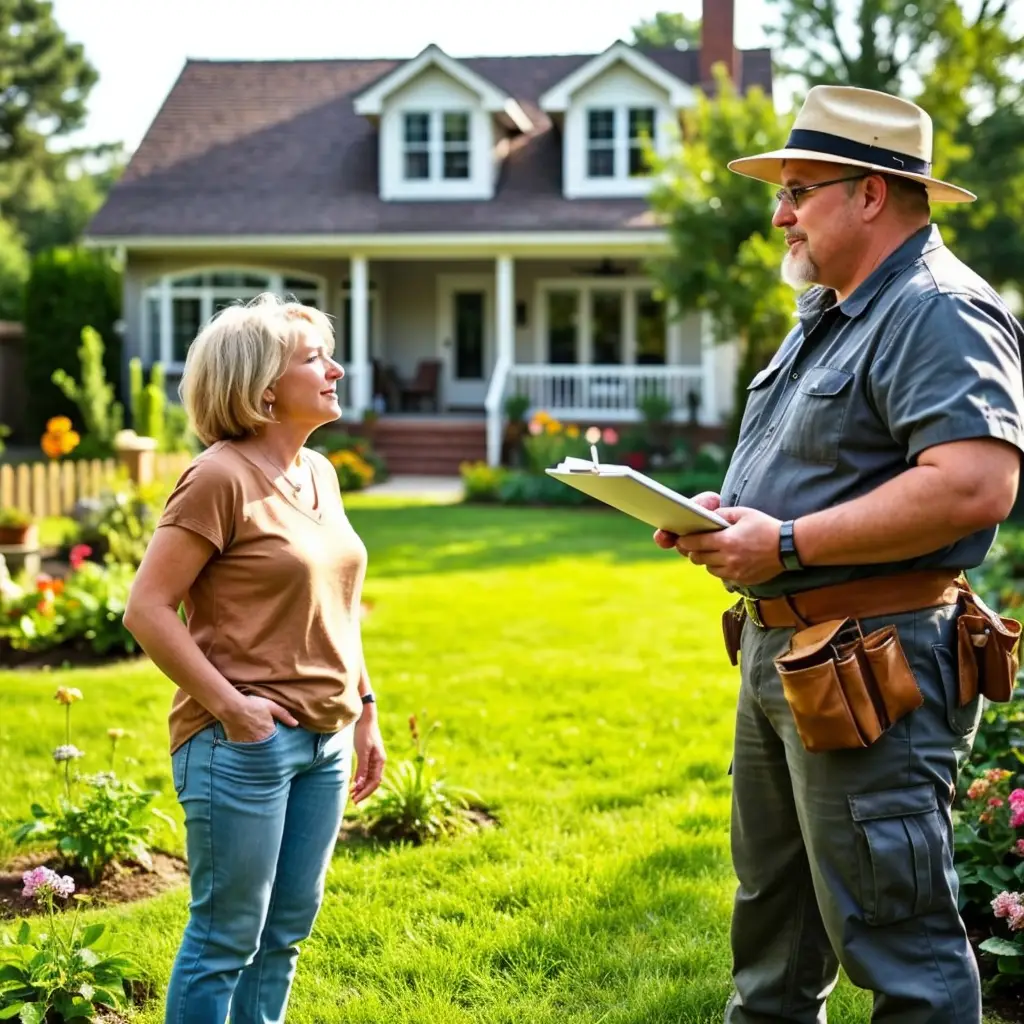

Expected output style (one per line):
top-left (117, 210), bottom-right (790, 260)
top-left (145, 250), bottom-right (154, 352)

top-left (741, 570), bottom-right (962, 631)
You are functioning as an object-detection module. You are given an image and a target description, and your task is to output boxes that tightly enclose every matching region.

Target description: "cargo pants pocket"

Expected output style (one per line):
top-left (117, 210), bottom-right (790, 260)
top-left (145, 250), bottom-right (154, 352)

top-left (849, 783), bottom-right (950, 926)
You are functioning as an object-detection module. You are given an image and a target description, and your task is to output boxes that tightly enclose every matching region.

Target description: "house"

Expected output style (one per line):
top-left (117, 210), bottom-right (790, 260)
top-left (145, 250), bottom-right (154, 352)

top-left (86, 0), bottom-right (772, 473)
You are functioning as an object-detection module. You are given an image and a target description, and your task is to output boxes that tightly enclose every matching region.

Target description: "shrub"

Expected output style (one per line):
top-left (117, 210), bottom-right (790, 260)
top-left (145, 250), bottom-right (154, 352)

top-left (357, 714), bottom-right (483, 844)
top-left (310, 429), bottom-right (388, 491)
top-left (51, 326), bottom-right (125, 459)
top-left (521, 411), bottom-right (589, 474)
top-left (23, 248), bottom-right (122, 438)
top-left (460, 461), bottom-right (506, 502)
top-left (0, 868), bottom-right (142, 1022)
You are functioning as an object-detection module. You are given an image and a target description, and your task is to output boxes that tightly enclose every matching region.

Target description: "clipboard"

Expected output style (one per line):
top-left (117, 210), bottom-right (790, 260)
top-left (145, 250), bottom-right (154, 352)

top-left (545, 449), bottom-right (727, 536)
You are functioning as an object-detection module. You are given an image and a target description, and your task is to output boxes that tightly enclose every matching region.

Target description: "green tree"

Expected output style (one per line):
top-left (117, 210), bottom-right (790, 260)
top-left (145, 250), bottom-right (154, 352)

top-left (0, 216), bottom-right (29, 320)
top-left (631, 11), bottom-right (701, 49)
top-left (646, 66), bottom-right (794, 440)
top-left (0, 0), bottom-right (99, 225)
top-left (765, 0), bottom-right (1024, 290)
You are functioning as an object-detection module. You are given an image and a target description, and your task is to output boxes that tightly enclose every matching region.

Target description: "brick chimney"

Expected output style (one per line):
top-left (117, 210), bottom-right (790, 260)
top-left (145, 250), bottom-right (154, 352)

top-left (700, 0), bottom-right (740, 86)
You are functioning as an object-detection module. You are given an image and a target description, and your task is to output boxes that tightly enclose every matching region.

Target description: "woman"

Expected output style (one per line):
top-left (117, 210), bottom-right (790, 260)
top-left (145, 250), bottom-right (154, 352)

top-left (124, 293), bottom-right (386, 1024)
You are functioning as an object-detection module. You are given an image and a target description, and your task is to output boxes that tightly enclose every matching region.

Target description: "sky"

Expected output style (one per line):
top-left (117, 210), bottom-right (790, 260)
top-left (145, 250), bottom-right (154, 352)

top-left (51, 0), bottom-right (775, 156)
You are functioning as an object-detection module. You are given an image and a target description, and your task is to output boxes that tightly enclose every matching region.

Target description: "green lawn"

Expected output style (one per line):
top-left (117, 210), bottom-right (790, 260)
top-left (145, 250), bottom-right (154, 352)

top-left (0, 498), bottom-right (996, 1022)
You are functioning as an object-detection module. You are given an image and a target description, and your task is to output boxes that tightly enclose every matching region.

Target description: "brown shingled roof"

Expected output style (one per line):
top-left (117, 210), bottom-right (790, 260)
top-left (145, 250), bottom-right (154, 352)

top-left (87, 48), bottom-right (773, 240)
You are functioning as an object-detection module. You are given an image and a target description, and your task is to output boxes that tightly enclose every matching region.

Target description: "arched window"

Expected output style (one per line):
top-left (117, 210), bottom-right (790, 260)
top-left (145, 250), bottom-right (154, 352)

top-left (143, 270), bottom-right (323, 368)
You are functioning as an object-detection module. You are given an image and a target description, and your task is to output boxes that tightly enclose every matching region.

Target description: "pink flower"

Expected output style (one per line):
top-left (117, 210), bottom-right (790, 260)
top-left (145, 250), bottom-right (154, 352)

top-left (69, 544), bottom-right (93, 571)
top-left (1010, 788), bottom-right (1024, 807)
top-left (993, 891), bottom-right (1022, 918)
top-left (990, 797), bottom-right (1006, 807)
top-left (1012, 807), bottom-right (1024, 829)
top-left (601, 428), bottom-right (619, 445)
top-left (1015, 839), bottom-right (1024, 857)
top-left (21, 866), bottom-right (75, 901)
top-left (987, 769), bottom-right (1013, 783)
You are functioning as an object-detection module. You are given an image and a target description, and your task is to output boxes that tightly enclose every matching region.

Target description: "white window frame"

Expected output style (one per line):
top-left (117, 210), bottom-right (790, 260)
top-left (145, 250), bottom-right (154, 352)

top-left (142, 269), bottom-right (324, 371)
top-left (533, 277), bottom-right (675, 365)
top-left (584, 104), bottom-right (658, 181)
top-left (400, 108), bottom-right (473, 182)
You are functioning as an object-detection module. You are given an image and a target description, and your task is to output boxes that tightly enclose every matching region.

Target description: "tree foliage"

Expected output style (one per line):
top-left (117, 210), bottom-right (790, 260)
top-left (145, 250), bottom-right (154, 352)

top-left (631, 11), bottom-right (701, 49)
top-left (646, 67), bottom-right (794, 439)
top-left (765, 0), bottom-right (1024, 291)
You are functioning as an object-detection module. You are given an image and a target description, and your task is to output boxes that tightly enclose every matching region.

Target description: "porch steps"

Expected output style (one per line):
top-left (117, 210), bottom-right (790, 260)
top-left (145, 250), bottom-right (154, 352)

top-left (368, 418), bottom-right (487, 476)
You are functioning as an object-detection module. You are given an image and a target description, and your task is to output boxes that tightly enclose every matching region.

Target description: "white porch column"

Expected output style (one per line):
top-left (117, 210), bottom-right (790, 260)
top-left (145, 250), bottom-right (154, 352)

top-left (496, 254), bottom-right (515, 365)
top-left (700, 311), bottom-right (719, 426)
top-left (349, 255), bottom-right (371, 417)
top-left (487, 254), bottom-right (515, 467)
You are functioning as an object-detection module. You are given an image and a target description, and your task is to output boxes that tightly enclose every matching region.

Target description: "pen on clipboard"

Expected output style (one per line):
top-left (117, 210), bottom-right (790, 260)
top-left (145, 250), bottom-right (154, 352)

top-left (590, 444), bottom-right (600, 472)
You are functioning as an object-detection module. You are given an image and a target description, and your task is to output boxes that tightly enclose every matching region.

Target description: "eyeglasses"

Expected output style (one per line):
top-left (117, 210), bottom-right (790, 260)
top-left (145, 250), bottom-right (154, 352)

top-left (775, 173), bottom-right (871, 209)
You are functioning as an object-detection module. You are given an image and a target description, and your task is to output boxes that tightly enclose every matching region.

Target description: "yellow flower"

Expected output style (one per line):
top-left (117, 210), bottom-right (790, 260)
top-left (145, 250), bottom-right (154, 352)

top-left (565, 425), bottom-right (580, 438)
top-left (46, 416), bottom-right (72, 435)
top-left (107, 728), bottom-right (126, 740)
top-left (545, 420), bottom-right (562, 435)
top-left (54, 687), bottom-right (83, 705)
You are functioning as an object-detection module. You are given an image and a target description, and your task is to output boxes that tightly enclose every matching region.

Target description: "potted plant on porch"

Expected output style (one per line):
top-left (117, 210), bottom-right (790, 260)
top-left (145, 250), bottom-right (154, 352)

top-left (0, 507), bottom-right (38, 548)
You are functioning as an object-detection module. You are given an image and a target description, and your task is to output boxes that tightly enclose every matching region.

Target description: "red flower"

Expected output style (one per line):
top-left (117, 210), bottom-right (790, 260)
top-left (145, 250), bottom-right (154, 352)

top-left (69, 544), bottom-right (93, 571)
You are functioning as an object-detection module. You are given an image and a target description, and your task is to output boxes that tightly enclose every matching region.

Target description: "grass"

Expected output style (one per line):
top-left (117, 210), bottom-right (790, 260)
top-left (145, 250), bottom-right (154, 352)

top-left (0, 497), bottom-right (1002, 1022)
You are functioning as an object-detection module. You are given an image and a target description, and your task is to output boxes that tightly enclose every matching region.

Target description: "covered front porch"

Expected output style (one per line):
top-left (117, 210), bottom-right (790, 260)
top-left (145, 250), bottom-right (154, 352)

top-left (128, 250), bottom-right (736, 467)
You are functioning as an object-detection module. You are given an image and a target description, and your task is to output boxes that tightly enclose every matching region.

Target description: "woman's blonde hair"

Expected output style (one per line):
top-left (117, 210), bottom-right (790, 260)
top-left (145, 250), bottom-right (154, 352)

top-left (178, 292), bottom-right (335, 446)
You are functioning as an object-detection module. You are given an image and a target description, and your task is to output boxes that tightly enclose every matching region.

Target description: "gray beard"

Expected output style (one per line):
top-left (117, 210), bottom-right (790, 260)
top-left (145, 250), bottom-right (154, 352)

top-left (781, 247), bottom-right (819, 290)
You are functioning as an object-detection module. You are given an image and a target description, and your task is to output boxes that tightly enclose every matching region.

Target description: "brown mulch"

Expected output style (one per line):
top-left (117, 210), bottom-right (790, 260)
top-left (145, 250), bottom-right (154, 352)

top-left (0, 850), bottom-right (189, 920)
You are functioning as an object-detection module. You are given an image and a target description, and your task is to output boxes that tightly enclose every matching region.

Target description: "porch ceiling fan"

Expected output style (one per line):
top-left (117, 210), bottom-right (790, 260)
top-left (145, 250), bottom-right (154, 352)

top-left (571, 258), bottom-right (628, 277)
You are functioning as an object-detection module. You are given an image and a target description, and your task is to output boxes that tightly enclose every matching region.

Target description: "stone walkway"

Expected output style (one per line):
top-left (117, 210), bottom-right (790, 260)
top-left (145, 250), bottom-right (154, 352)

top-left (364, 474), bottom-right (464, 500)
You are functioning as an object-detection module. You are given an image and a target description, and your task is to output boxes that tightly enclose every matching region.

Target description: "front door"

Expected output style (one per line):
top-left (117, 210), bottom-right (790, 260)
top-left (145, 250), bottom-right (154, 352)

top-left (438, 275), bottom-right (492, 410)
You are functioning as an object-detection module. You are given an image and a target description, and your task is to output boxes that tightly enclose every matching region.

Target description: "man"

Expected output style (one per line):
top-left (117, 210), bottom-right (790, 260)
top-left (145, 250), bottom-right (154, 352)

top-left (655, 85), bottom-right (1024, 1022)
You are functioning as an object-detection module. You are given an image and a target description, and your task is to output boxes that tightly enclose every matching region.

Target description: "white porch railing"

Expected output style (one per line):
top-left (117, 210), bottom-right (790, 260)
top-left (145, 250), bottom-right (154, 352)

top-left (486, 363), bottom-right (707, 466)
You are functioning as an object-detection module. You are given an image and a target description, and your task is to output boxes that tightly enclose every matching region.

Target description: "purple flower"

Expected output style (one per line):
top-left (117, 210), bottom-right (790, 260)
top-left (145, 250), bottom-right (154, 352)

top-left (21, 866), bottom-right (75, 901)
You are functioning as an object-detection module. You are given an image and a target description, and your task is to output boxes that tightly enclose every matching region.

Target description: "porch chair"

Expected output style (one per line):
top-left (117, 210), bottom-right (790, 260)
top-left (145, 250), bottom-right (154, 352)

top-left (399, 358), bottom-right (442, 412)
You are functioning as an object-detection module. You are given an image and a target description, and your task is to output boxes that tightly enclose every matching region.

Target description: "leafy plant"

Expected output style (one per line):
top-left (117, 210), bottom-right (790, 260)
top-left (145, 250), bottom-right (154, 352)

top-left (0, 560), bottom-right (137, 657)
top-left (504, 393), bottom-right (530, 422)
top-left (357, 715), bottom-right (483, 844)
top-left (459, 461), bottom-right (506, 503)
top-left (311, 429), bottom-right (388, 489)
top-left (50, 327), bottom-right (124, 459)
top-left (13, 773), bottom-right (171, 883)
top-left (0, 867), bottom-right (140, 1022)
top-left (0, 423), bottom-right (9, 455)
top-left (0, 507), bottom-right (33, 528)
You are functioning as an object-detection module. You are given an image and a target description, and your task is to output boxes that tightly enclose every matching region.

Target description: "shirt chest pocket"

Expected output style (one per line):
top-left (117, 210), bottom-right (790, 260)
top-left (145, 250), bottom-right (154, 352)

top-left (779, 366), bottom-right (854, 465)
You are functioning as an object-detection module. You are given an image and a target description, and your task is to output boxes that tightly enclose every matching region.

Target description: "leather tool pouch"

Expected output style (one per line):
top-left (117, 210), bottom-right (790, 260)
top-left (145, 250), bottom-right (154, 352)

top-left (955, 586), bottom-right (1021, 705)
top-left (774, 618), bottom-right (924, 753)
top-left (722, 599), bottom-right (746, 666)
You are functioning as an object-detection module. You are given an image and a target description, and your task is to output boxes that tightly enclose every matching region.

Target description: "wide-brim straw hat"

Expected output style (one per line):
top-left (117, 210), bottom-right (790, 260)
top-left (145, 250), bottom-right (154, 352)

top-left (728, 85), bottom-right (976, 204)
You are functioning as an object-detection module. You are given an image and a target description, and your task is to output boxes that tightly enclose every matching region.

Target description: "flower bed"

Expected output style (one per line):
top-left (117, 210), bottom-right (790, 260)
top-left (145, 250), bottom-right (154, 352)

top-left (463, 411), bottom-right (727, 507)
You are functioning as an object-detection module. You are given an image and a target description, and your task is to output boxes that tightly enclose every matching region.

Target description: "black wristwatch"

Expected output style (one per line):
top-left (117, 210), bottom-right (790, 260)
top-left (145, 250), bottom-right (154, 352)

top-left (779, 520), bottom-right (803, 571)
top-left (360, 693), bottom-right (376, 706)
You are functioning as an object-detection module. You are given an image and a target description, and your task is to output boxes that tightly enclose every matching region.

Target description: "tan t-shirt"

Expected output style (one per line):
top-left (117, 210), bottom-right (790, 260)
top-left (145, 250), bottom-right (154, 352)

top-left (155, 441), bottom-right (368, 753)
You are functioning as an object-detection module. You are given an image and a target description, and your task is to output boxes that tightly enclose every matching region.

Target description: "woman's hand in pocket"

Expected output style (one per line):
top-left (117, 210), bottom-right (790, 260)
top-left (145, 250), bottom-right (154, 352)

top-left (221, 695), bottom-right (299, 743)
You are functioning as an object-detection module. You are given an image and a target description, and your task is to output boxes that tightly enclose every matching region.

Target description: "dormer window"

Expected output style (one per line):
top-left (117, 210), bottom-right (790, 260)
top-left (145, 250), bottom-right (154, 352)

top-left (402, 110), bottom-right (472, 182)
top-left (586, 106), bottom-right (656, 181)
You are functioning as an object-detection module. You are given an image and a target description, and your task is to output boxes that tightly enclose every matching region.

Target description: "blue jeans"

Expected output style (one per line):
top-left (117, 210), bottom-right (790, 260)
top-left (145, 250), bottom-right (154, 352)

top-left (165, 720), bottom-right (353, 1024)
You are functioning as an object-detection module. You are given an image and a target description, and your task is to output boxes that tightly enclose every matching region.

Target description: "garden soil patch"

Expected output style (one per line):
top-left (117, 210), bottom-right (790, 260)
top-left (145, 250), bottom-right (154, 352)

top-left (0, 850), bottom-right (188, 919)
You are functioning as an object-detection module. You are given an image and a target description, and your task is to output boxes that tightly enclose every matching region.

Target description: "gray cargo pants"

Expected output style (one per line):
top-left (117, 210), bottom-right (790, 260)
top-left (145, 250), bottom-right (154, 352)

top-left (725, 603), bottom-right (984, 1024)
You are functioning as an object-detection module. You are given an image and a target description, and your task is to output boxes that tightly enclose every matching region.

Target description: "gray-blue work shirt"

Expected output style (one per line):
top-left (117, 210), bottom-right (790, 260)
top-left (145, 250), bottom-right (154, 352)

top-left (719, 224), bottom-right (1024, 599)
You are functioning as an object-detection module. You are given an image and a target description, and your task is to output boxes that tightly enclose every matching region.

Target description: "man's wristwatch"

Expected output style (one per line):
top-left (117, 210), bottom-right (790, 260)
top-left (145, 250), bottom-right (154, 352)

top-left (779, 520), bottom-right (803, 571)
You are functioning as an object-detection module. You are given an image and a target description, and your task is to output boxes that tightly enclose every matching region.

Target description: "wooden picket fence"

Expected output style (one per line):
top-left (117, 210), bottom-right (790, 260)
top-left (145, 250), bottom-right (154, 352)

top-left (0, 452), bottom-right (192, 518)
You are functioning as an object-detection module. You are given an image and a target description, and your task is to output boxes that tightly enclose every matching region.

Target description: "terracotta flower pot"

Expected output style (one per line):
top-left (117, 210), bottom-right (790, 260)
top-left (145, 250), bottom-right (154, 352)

top-left (0, 523), bottom-right (39, 548)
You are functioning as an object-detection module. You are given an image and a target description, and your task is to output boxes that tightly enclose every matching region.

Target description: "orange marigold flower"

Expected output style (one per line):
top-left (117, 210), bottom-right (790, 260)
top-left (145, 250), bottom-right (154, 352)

top-left (46, 416), bottom-right (72, 435)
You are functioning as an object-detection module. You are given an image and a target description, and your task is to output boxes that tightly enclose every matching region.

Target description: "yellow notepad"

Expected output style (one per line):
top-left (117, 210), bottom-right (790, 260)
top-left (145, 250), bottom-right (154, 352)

top-left (545, 455), bottom-right (727, 535)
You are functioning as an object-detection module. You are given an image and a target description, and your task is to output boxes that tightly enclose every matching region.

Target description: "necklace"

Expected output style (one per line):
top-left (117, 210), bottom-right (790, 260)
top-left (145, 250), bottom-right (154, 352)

top-left (259, 447), bottom-right (305, 495)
